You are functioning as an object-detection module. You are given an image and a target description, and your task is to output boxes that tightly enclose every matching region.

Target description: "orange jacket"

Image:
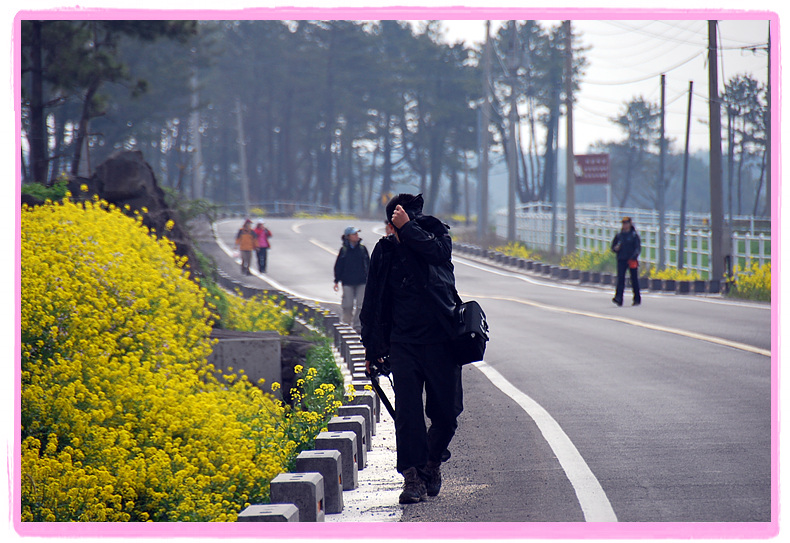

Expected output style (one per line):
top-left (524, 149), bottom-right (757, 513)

top-left (235, 228), bottom-right (258, 251)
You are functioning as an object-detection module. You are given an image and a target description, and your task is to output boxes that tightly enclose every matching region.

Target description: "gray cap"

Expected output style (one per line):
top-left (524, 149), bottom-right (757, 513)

top-left (344, 226), bottom-right (361, 236)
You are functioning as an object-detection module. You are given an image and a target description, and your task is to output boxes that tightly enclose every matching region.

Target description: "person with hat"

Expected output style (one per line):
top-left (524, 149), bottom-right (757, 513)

top-left (611, 216), bottom-right (642, 306)
top-left (333, 226), bottom-right (370, 330)
top-left (253, 222), bottom-right (273, 273)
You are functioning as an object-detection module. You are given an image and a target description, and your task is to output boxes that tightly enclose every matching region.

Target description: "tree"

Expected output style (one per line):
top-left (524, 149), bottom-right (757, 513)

top-left (20, 20), bottom-right (197, 183)
top-left (609, 96), bottom-right (661, 207)
top-left (722, 74), bottom-right (768, 217)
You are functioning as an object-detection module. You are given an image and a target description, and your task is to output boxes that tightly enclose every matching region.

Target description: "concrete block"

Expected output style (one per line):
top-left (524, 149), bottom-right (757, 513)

top-left (237, 503), bottom-right (299, 522)
top-left (208, 330), bottom-right (281, 399)
top-left (269, 472), bottom-right (325, 522)
top-left (327, 415), bottom-right (367, 469)
top-left (338, 403), bottom-right (375, 439)
top-left (295, 450), bottom-right (344, 514)
top-left (347, 389), bottom-right (379, 423)
top-left (314, 431), bottom-right (358, 490)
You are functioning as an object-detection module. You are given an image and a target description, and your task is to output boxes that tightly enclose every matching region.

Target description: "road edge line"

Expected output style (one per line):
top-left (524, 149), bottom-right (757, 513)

top-left (472, 360), bottom-right (618, 523)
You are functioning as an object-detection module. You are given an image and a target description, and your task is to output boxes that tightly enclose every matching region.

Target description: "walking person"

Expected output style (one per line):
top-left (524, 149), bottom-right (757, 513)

top-left (333, 226), bottom-right (370, 331)
top-left (611, 216), bottom-right (642, 306)
top-left (254, 222), bottom-right (272, 273)
top-left (360, 193), bottom-right (463, 505)
top-left (235, 219), bottom-right (258, 276)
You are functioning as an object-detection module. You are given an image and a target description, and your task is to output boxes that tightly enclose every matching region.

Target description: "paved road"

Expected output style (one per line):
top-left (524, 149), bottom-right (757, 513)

top-left (208, 217), bottom-right (773, 532)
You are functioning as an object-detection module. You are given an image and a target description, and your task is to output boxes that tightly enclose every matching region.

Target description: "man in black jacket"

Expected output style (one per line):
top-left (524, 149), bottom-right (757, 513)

top-left (333, 226), bottom-right (370, 331)
top-left (359, 193), bottom-right (463, 504)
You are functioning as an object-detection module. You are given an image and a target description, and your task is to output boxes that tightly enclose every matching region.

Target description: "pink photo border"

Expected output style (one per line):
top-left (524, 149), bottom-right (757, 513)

top-left (12, 4), bottom-right (780, 540)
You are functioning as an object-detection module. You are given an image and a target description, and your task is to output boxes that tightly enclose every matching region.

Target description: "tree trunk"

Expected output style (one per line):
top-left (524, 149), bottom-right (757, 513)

top-left (29, 21), bottom-right (48, 184)
top-left (70, 81), bottom-right (100, 177)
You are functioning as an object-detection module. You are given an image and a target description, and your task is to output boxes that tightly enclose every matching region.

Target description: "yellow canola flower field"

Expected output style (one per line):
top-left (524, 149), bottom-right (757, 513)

top-left (20, 196), bottom-right (295, 522)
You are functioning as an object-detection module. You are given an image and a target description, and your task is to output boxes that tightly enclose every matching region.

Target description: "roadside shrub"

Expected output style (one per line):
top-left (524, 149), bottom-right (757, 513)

top-left (560, 249), bottom-right (617, 273)
top-left (648, 267), bottom-right (702, 281)
top-left (729, 261), bottom-right (771, 301)
top-left (492, 241), bottom-right (535, 260)
top-left (20, 195), bottom-right (308, 522)
top-left (21, 178), bottom-right (70, 202)
top-left (219, 290), bottom-right (294, 334)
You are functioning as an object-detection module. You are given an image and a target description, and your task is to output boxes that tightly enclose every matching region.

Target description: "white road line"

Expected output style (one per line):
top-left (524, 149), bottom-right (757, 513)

top-left (472, 360), bottom-right (619, 522)
top-left (212, 223), bottom-right (338, 304)
top-left (466, 293), bottom-right (771, 357)
top-left (309, 238), bottom-right (339, 256)
top-left (454, 256), bottom-right (770, 311)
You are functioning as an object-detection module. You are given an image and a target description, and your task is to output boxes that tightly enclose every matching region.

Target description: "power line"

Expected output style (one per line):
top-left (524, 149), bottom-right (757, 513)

top-left (583, 50), bottom-right (704, 85)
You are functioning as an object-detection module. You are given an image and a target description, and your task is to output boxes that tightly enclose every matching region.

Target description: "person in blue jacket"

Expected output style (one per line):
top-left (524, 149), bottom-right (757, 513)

top-left (611, 216), bottom-right (642, 306)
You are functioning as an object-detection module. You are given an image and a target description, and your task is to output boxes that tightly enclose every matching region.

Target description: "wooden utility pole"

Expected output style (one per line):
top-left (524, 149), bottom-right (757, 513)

top-left (477, 21), bottom-right (491, 241)
top-left (678, 81), bottom-right (693, 270)
top-left (564, 20), bottom-right (576, 255)
top-left (658, 74), bottom-right (666, 269)
top-left (507, 20), bottom-right (518, 242)
top-left (708, 20), bottom-right (725, 282)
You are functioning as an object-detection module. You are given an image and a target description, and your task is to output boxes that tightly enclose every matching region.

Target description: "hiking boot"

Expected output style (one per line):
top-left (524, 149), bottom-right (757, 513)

top-left (399, 467), bottom-right (427, 504)
top-left (420, 461), bottom-right (442, 497)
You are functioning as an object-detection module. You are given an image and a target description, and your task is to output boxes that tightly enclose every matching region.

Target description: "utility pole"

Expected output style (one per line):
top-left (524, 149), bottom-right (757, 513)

top-left (658, 74), bottom-right (666, 269)
top-left (679, 81), bottom-right (693, 270)
top-left (507, 20), bottom-right (518, 242)
top-left (477, 21), bottom-right (491, 242)
top-left (708, 20), bottom-right (725, 282)
top-left (564, 20), bottom-right (576, 255)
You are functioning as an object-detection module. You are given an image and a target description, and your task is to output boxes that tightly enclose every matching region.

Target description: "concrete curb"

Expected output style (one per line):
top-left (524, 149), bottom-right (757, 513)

top-left (454, 242), bottom-right (726, 295)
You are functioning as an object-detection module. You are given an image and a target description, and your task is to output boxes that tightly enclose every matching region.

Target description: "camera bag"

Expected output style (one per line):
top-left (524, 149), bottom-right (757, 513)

top-left (451, 300), bottom-right (489, 365)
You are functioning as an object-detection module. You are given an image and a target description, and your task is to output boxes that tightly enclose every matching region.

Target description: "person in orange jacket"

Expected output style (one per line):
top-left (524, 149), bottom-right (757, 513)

top-left (235, 219), bottom-right (258, 275)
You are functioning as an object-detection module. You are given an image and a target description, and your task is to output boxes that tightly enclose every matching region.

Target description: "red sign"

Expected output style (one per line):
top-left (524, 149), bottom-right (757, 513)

top-left (574, 154), bottom-right (610, 184)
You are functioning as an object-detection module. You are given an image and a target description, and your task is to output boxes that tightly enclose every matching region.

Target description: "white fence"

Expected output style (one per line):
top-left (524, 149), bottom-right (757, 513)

top-left (495, 203), bottom-right (771, 279)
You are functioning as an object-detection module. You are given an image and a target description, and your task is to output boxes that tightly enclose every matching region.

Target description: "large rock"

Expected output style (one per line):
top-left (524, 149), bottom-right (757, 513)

top-left (68, 150), bottom-right (200, 272)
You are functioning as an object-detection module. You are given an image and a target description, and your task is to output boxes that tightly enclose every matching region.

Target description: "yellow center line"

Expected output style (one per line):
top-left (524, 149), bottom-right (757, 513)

top-left (464, 293), bottom-right (771, 358)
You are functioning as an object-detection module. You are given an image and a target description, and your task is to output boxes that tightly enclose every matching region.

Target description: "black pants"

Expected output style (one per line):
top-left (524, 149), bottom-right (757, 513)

top-left (389, 341), bottom-right (463, 473)
top-left (257, 248), bottom-right (268, 272)
top-left (615, 259), bottom-right (641, 303)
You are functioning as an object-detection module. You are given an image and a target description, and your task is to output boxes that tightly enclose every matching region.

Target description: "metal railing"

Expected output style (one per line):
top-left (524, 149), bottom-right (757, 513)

top-left (495, 203), bottom-right (771, 279)
top-left (217, 201), bottom-right (338, 217)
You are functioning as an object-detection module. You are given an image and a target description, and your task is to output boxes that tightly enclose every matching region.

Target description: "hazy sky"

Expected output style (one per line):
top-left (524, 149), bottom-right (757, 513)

top-left (434, 18), bottom-right (771, 154)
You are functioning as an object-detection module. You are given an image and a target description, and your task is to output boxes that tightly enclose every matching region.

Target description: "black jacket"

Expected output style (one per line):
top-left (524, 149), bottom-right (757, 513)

top-left (333, 241), bottom-right (370, 286)
top-left (611, 227), bottom-right (641, 261)
top-left (359, 215), bottom-right (459, 362)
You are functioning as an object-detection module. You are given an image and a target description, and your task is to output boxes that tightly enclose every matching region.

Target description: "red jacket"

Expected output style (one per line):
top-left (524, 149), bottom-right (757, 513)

top-left (254, 226), bottom-right (272, 249)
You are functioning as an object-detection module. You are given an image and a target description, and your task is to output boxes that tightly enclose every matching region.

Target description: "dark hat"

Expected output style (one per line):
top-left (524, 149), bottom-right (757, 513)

top-left (385, 193), bottom-right (424, 223)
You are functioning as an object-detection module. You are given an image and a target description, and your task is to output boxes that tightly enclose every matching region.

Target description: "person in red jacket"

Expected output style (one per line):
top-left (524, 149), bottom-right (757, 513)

top-left (254, 222), bottom-right (272, 273)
